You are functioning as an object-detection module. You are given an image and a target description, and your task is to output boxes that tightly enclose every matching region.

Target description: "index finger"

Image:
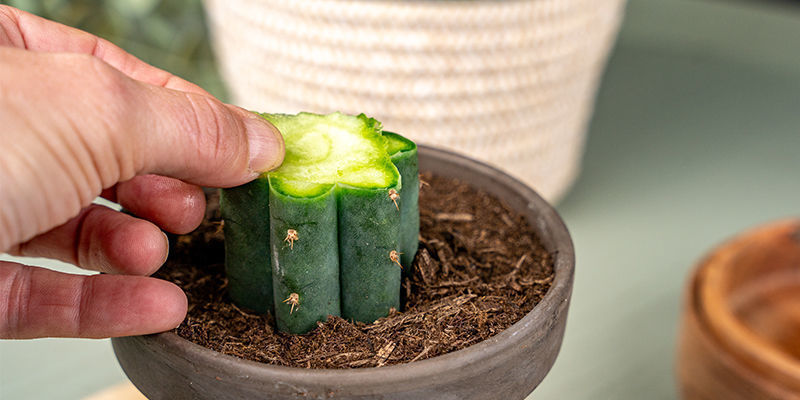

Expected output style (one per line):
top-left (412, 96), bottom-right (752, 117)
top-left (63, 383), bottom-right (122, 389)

top-left (0, 5), bottom-right (207, 95)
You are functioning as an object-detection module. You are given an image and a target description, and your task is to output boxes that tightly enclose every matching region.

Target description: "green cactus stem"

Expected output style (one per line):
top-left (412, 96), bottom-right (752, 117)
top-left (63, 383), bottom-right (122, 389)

top-left (384, 131), bottom-right (419, 272)
top-left (219, 178), bottom-right (273, 313)
top-left (221, 112), bottom-right (419, 334)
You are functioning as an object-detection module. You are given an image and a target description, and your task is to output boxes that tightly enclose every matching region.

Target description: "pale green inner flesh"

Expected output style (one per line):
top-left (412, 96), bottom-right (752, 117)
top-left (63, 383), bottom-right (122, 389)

top-left (261, 112), bottom-right (400, 198)
top-left (384, 131), bottom-right (416, 156)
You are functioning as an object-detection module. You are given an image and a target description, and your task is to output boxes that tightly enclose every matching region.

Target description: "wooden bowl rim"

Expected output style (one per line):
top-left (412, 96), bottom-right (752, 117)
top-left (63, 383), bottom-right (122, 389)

top-left (695, 219), bottom-right (800, 387)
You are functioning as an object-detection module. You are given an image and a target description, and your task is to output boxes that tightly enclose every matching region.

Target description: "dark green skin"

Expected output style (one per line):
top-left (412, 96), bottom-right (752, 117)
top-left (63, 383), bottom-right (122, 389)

top-left (219, 178), bottom-right (273, 314)
top-left (385, 133), bottom-right (420, 272)
top-left (220, 119), bottom-right (419, 333)
top-left (337, 185), bottom-right (402, 323)
top-left (269, 182), bottom-right (341, 334)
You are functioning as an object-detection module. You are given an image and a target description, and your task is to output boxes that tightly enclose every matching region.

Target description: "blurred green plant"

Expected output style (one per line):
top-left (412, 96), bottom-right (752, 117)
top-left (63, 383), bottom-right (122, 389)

top-left (5, 0), bottom-right (227, 100)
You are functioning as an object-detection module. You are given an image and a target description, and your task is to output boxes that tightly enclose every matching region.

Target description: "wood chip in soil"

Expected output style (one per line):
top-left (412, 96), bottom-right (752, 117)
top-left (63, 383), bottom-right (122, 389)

top-left (157, 173), bottom-right (555, 369)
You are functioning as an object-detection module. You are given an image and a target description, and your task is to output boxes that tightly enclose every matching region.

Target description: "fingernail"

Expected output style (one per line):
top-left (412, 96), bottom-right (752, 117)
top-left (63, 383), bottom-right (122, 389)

top-left (245, 115), bottom-right (284, 173)
top-left (161, 231), bottom-right (170, 265)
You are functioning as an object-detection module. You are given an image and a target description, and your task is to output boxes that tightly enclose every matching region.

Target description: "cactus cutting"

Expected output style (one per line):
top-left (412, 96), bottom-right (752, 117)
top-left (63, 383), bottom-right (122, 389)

top-left (220, 112), bottom-right (419, 334)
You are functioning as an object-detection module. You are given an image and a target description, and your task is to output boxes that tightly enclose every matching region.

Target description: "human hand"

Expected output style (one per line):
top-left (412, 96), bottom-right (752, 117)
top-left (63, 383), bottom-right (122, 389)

top-left (0, 6), bottom-right (284, 339)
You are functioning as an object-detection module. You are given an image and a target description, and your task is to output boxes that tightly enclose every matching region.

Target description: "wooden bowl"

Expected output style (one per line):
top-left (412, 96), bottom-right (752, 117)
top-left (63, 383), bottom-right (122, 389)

top-left (678, 219), bottom-right (800, 399)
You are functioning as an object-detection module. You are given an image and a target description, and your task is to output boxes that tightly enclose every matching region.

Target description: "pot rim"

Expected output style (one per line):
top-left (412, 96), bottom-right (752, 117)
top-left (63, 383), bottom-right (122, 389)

top-left (132, 144), bottom-right (575, 387)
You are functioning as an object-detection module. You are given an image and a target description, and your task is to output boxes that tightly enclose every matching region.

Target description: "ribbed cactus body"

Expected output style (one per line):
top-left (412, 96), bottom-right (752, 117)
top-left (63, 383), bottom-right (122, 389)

top-left (221, 112), bottom-right (418, 334)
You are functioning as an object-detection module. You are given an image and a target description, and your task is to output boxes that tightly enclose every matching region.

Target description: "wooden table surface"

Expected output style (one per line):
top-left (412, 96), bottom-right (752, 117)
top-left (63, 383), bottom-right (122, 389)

top-left (3, 0), bottom-right (800, 398)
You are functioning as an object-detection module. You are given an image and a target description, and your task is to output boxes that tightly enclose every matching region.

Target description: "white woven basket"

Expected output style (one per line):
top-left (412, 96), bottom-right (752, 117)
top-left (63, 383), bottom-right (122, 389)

top-left (204, 0), bottom-right (625, 203)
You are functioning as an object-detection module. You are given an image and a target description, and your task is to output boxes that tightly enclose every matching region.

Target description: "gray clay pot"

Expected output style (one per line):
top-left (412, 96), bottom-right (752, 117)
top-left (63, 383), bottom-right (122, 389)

top-left (112, 146), bottom-right (575, 400)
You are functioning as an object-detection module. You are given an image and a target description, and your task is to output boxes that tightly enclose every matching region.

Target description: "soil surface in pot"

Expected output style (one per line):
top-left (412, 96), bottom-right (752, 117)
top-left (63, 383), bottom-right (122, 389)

top-left (157, 173), bottom-right (554, 369)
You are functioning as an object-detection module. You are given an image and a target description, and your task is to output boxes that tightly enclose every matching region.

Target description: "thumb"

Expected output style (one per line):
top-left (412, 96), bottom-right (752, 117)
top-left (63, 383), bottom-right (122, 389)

top-left (0, 49), bottom-right (285, 250)
top-left (132, 83), bottom-right (284, 187)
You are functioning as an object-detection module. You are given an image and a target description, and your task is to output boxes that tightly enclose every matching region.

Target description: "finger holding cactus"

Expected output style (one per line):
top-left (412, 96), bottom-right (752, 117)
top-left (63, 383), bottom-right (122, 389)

top-left (221, 112), bottom-right (419, 334)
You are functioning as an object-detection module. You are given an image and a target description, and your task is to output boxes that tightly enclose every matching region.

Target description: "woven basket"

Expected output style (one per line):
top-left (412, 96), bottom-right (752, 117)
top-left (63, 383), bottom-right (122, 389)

top-left (204, 0), bottom-right (625, 203)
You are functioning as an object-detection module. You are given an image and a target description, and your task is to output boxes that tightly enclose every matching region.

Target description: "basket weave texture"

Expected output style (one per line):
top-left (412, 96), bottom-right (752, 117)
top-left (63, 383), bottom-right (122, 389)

top-left (205, 0), bottom-right (625, 203)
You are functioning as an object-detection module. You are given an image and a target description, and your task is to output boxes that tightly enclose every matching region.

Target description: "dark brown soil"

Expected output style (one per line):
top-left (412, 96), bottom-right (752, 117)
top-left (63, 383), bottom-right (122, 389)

top-left (157, 173), bottom-right (554, 369)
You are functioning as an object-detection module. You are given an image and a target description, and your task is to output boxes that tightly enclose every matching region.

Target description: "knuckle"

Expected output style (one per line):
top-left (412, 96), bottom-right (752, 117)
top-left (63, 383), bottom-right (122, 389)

top-left (75, 277), bottom-right (96, 335)
top-left (84, 55), bottom-right (129, 106)
top-left (0, 264), bottom-right (31, 338)
top-left (75, 207), bottom-right (105, 271)
top-left (0, 5), bottom-right (18, 23)
top-left (58, 54), bottom-right (133, 133)
top-left (182, 94), bottom-right (242, 166)
top-left (0, 6), bottom-right (19, 40)
top-left (75, 54), bottom-right (136, 178)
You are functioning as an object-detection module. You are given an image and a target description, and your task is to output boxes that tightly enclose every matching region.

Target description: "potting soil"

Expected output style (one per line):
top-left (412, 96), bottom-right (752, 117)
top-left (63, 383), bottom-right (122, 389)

top-left (157, 173), bottom-right (555, 369)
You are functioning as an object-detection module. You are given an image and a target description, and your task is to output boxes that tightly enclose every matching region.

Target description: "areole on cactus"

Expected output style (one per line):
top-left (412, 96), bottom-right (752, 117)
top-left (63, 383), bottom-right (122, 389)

top-left (220, 112), bottom-right (419, 334)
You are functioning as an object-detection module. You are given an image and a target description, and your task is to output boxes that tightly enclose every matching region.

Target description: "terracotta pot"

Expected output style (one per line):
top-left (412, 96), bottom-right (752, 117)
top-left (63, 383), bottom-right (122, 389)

top-left (112, 146), bottom-right (575, 400)
top-left (678, 219), bottom-right (800, 399)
